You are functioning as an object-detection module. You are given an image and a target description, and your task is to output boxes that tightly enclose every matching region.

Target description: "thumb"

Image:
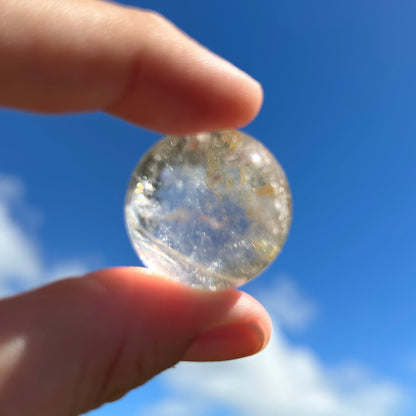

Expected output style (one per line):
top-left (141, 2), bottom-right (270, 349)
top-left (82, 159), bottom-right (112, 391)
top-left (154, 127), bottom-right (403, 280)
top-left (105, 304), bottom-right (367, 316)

top-left (0, 267), bottom-right (271, 416)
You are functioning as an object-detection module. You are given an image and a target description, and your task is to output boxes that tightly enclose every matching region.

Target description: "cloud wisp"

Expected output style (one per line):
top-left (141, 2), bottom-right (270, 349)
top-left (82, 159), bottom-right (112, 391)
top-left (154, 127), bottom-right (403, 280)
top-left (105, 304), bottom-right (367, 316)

top-left (0, 174), bottom-right (92, 297)
top-left (255, 277), bottom-right (318, 332)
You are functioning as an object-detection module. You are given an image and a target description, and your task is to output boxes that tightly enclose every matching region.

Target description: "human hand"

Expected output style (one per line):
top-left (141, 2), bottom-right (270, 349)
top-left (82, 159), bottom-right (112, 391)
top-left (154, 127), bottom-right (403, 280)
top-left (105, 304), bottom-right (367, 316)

top-left (0, 1), bottom-right (269, 415)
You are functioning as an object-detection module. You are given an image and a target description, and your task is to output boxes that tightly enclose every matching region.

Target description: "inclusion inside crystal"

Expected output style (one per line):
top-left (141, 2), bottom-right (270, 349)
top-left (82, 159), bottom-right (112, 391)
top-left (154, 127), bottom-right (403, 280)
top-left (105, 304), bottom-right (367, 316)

top-left (125, 130), bottom-right (292, 290)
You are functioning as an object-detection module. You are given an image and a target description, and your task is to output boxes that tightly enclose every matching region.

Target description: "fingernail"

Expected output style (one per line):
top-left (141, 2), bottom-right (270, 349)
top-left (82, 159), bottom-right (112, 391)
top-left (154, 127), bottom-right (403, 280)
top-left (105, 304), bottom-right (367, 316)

top-left (183, 322), bottom-right (265, 362)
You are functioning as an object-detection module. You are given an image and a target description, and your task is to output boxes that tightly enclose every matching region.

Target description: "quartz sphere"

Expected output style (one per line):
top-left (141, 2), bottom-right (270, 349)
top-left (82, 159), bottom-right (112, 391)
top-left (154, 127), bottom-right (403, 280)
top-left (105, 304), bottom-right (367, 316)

top-left (125, 130), bottom-right (292, 290)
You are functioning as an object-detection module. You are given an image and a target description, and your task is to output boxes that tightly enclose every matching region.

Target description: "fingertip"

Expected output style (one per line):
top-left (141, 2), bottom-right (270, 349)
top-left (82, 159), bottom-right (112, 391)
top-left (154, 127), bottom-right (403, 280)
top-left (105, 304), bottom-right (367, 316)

top-left (223, 69), bottom-right (264, 129)
top-left (105, 11), bottom-right (264, 135)
top-left (181, 66), bottom-right (264, 136)
top-left (179, 49), bottom-right (264, 133)
top-left (87, 267), bottom-right (272, 361)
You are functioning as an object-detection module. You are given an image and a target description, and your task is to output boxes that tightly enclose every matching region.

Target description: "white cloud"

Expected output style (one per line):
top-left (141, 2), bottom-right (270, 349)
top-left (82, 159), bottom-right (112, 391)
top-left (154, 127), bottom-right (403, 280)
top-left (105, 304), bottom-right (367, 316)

top-left (0, 174), bottom-right (92, 297)
top-left (147, 281), bottom-right (404, 416)
top-left (255, 277), bottom-right (318, 331)
top-left (152, 326), bottom-right (403, 416)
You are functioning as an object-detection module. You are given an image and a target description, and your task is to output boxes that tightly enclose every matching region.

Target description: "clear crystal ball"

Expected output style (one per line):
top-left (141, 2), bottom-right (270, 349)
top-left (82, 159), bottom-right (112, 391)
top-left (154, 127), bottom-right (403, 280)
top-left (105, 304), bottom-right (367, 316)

top-left (125, 130), bottom-right (292, 290)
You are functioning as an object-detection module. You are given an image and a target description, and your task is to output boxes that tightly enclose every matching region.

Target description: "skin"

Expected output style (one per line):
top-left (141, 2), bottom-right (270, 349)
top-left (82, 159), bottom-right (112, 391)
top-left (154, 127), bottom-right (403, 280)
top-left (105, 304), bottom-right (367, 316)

top-left (0, 1), bottom-right (270, 415)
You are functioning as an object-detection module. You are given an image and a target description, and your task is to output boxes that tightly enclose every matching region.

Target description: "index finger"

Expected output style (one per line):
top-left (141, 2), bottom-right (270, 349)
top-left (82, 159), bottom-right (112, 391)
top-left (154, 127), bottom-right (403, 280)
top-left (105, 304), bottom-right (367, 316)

top-left (0, 0), bottom-right (263, 134)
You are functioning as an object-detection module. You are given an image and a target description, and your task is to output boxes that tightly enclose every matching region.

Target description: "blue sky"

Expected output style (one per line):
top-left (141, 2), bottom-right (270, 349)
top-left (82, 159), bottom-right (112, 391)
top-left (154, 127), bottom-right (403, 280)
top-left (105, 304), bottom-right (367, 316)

top-left (1, 0), bottom-right (416, 415)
